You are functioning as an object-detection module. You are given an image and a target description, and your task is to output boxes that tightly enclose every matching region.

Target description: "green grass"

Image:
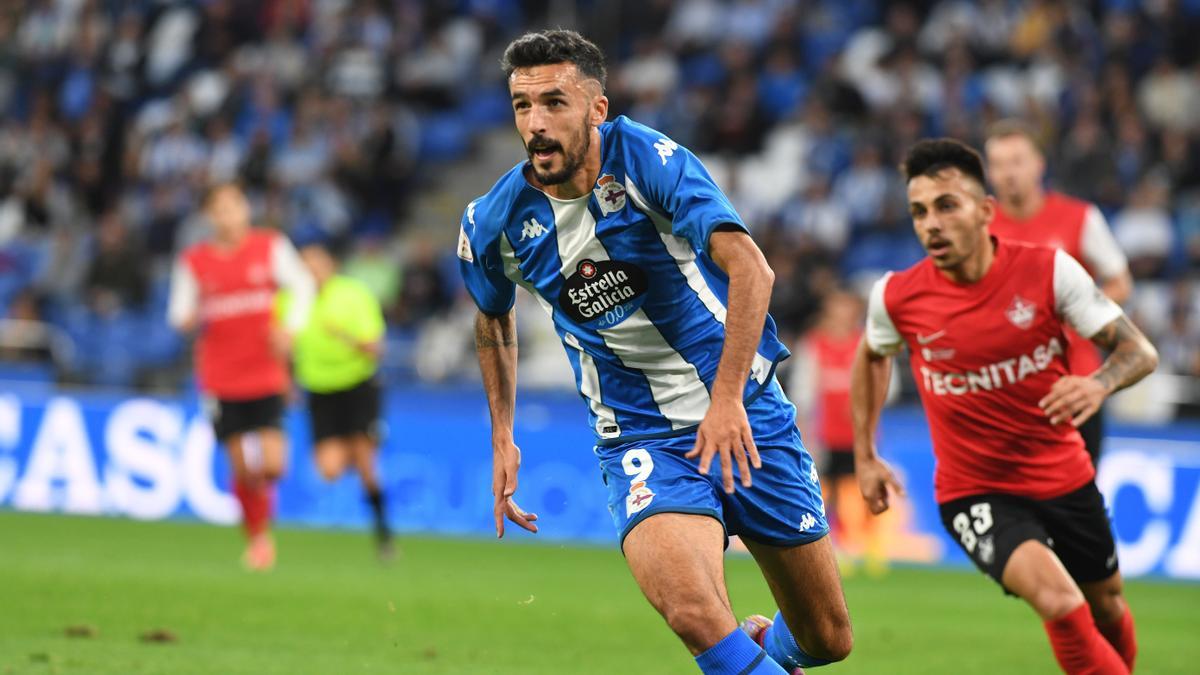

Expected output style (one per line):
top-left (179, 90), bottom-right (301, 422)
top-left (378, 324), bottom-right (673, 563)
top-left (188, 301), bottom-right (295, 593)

top-left (1, 513), bottom-right (1196, 674)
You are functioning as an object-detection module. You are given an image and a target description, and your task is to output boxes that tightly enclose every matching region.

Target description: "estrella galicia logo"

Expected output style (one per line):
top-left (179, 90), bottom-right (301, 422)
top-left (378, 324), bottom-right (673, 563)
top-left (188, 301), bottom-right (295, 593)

top-left (559, 259), bottom-right (648, 329)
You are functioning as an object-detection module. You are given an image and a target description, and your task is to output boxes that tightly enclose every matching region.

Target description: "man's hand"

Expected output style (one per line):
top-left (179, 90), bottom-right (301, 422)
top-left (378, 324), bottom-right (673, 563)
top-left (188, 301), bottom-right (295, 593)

top-left (856, 454), bottom-right (905, 515)
top-left (686, 396), bottom-right (761, 494)
top-left (1039, 375), bottom-right (1109, 427)
top-left (492, 437), bottom-right (538, 538)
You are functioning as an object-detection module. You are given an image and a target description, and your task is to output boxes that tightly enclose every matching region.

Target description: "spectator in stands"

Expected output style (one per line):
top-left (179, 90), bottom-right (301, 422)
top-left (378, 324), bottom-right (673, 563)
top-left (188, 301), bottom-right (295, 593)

top-left (84, 210), bottom-right (147, 316)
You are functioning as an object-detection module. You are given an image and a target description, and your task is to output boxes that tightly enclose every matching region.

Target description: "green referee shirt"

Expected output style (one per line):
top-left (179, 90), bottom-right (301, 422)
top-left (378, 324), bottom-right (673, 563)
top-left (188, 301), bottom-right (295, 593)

top-left (278, 275), bottom-right (386, 393)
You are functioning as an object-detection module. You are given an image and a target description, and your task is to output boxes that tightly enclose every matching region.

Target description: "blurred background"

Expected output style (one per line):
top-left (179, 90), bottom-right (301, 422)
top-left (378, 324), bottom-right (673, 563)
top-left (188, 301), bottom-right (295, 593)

top-left (0, 0), bottom-right (1198, 578)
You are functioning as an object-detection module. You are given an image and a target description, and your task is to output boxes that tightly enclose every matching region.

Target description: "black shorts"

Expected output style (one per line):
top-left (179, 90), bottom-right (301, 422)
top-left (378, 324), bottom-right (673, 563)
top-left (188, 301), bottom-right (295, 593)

top-left (822, 449), bottom-right (855, 478)
top-left (306, 378), bottom-right (382, 443)
top-left (206, 394), bottom-right (285, 442)
top-left (939, 482), bottom-right (1118, 594)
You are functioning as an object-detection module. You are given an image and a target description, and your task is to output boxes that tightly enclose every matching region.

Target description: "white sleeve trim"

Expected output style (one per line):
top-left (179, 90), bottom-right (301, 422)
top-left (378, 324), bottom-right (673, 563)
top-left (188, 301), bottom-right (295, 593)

top-left (865, 273), bottom-right (904, 356)
top-left (1053, 249), bottom-right (1123, 338)
top-left (1079, 205), bottom-right (1129, 281)
top-left (271, 235), bottom-right (315, 332)
top-left (166, 257), bottom-right (198, 330)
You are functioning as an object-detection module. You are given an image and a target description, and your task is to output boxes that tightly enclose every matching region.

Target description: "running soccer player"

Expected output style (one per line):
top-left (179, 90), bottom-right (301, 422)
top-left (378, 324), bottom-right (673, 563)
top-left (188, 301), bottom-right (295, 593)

top-left (985, 120), bottom-right (1134, 466)
top-left (285, 242), bottom-right (393, 559)
top-left (851, 139), bottom-right (1157, 674)
top-left (168, 182), bottom-right (314, 570)
top-left (459, 30), bottom-right (851, 674)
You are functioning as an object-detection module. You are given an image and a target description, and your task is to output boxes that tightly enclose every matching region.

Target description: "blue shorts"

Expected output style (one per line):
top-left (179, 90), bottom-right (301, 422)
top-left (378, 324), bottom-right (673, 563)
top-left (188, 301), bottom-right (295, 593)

top-left (595, 425), bottom-right (829, 551)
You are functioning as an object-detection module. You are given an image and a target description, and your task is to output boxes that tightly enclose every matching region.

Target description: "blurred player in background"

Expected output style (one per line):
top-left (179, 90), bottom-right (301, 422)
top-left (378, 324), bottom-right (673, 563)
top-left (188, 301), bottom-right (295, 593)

top-left (985, 121), bottom-right (1134, 466)
top-left (460, 30), bottom-right (851, 674)
top-left (168, 182), bottom-right (314, 570)
top-left (852, 139), bottom-right (1157, 674)
top-left (789, 290), bottom-right (886, 577)
top-left (283, 242), bottom-right (393, 559)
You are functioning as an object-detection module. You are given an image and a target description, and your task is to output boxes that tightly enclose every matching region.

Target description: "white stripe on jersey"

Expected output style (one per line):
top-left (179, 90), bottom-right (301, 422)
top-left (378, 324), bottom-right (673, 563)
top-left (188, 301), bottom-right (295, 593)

top-left (548, 196), bottom-right (711, 430)
top-left (627, 177), bottom-right (772, 386)
top-left (500, 230), bottom-right (620, 437)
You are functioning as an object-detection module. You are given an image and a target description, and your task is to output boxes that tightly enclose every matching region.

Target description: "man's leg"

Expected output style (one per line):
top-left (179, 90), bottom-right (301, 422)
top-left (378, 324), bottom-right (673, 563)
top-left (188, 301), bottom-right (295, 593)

top-left (1082, 573), bottom-right (1137, 671)
top-left (350, 434), bottom-right (392, 554)
top-left (1002, 541), bottom-right (1127, 674)
top-left (314, 439), bottom-right (351, 481)
top-left (624, 513), bottom-right (786, 674)
top-left (742, 534), bottom-right (853, 669)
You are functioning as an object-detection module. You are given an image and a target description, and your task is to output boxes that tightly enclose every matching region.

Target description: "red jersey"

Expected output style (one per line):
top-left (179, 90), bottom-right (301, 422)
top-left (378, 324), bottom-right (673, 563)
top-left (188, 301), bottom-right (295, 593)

top-left (990, 191), bottom-right (1127, 377)
top-left (800, 330), bottom-right (860, 450)
top-left (169, 229), bottom-right (312, 400)
top-left (866, 239), bottom-right (1122, 503)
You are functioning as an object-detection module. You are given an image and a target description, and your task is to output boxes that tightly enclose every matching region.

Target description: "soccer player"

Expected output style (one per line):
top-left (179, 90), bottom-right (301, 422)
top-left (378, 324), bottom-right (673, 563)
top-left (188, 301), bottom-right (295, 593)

top-left (458, 30), bottom-right (851, 674)
top-left (285, 242), bottom-right (393, 558)
top-left (789, 290), bottom-right (885, 577)
top-left (168, 182), bottom-right (314, 570)
top-left (985, 121), bottom-right (1134, 466)
top-left (851, 139), bottom-right (1157, 674)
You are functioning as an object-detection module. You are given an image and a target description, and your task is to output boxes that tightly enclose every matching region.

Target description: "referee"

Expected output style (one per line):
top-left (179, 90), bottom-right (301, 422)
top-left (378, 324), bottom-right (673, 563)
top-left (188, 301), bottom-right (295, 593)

top-left (283, 241), bottom-right (393, 558)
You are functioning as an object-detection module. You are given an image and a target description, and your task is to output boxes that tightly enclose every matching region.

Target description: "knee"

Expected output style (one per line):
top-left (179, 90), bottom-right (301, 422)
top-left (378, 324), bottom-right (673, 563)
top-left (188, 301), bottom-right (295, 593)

top-left (1089, 589), bottom-right (1127, 625)
top-left (314, 450), bottom-right (344, 481)
top-left (803, 616), bottom-right (853, 662)
top-left (661, 601), bottom-right (727, 652)
top-left (1030, 585), bottom-right (1087, 621)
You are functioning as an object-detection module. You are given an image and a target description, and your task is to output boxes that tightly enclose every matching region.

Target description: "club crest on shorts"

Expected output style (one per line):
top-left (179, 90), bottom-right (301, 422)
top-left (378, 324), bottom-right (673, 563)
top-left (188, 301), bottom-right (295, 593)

top-left (626, 480), bottom-right (655, 517)
top-left (1005, 295), bottom-right (1036, 329)
top-left (978, 534), bottom-right (995, 565)
top-left (594, 174), bottom-right (626, 216)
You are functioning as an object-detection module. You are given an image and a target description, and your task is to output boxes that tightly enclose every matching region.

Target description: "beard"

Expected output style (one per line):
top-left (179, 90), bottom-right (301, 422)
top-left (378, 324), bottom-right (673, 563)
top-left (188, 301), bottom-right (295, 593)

top-left (526, 122), bottom-right (590, 186)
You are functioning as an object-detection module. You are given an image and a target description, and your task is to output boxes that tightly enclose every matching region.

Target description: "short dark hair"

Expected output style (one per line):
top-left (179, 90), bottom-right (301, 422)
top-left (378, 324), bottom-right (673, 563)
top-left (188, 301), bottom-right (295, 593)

top-left (901, 138), bottom-right (987, 190)
top-left (500, 30), bottom-right (607, 90)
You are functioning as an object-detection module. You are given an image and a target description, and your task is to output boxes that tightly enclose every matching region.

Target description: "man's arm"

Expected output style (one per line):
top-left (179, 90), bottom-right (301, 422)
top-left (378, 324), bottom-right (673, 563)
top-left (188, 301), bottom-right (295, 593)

top-left (1039, 315), bottom-right (1159, 426)
top-left (1099, 273), bottom-right (1132, 306)
top-left (1081, 205), bottom-right (1132, 305)
top-left (1041, 249), bottom-right (1158, 426)
top-left (850, 340), bottom-right (905, 514)
top-left (475, 309), bottom-right (537, 537)
top-left (684, 228), bottom-right (770, 493)
top-left (166, 258), bottom-right (199, 334)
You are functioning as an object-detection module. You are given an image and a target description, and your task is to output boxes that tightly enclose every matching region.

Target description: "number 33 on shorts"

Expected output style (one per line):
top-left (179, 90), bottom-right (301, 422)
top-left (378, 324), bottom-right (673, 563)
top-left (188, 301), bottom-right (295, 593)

top-left (952, 502), bottom-right (994, 555)
top-left (623, 448), bottom-right (656, 517)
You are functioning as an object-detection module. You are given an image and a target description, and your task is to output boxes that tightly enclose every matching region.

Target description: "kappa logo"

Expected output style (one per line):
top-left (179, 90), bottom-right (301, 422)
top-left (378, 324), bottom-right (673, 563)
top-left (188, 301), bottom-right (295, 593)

top-left (520, 217), bottom-right (549, 241)
top-left (798, 512), bottom-right (818, 532)
top-left (1005, 295), bottom-right (1036, 329)
top-left (594, 174), bottom-right (626, 216)
top-left (809, 463), bottom-right (819, 485)
top-left (653, 137), bottom-right (678, 165)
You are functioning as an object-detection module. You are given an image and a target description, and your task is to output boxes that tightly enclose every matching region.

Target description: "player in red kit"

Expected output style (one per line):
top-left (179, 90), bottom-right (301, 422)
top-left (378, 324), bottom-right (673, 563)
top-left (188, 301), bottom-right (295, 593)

top-left (168, 182), bottom-right (315, 570)
top-left (985, 120), bottom-right (1134, 466)
top-left (851, 140), bottom-right (1157, 674)
top-left (790, 290), bottom-right (886, 575)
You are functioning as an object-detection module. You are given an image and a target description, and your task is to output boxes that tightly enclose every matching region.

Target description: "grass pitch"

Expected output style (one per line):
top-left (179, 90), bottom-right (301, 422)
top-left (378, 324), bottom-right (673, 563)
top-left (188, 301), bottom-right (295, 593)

top-left (1, 513), bottom-right (1196, 674)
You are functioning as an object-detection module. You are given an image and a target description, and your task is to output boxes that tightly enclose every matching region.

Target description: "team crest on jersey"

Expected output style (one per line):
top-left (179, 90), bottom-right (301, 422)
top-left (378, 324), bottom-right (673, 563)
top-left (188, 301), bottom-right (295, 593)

top-left (593, 174), bottom-right (626, 216)
top-left (457, 226), bottom-right (474, 262)
top-left (626, 481), bottom-right (655, 517)
top-left (559, 258), bottom-right (649, 329)
top-left (1005, 295), bottom-right (1036, 329)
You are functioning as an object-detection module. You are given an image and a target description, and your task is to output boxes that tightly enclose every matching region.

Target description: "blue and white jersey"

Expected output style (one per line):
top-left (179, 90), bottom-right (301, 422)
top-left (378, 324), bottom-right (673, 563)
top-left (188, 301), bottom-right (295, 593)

top-left (458, 116), bottom-right (793, 445)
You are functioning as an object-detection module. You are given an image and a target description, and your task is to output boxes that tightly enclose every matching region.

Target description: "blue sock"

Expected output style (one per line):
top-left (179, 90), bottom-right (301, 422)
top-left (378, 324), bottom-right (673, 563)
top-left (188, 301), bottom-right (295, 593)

top-left (762, 611), bottom-right (833, 669)
top-left (695, 627), bottom-right (787, 674)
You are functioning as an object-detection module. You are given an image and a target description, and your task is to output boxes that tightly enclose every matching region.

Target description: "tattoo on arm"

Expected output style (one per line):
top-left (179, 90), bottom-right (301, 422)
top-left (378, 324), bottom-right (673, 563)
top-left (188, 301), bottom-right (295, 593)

top-left (1090, 315), bottom-right (1159, 394)
top-left (475, 312), bottom-right (517, 349)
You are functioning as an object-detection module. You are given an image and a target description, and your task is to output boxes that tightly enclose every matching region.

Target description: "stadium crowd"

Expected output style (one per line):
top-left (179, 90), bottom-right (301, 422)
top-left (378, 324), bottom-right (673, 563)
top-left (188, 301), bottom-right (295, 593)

top-left (0, 0), bottom-right (1197, 411)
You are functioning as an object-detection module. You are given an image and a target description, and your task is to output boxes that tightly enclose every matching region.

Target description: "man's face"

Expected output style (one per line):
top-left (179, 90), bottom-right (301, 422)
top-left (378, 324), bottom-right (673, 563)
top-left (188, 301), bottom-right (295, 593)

top-left (206, 185), bottom-right (250, 239)
top-left (907, 168), bottom-right (994, 270)
top-left (984, 134), bottom-right (1044, 202)
top-left (509, 62), bottom-right (604, 186)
